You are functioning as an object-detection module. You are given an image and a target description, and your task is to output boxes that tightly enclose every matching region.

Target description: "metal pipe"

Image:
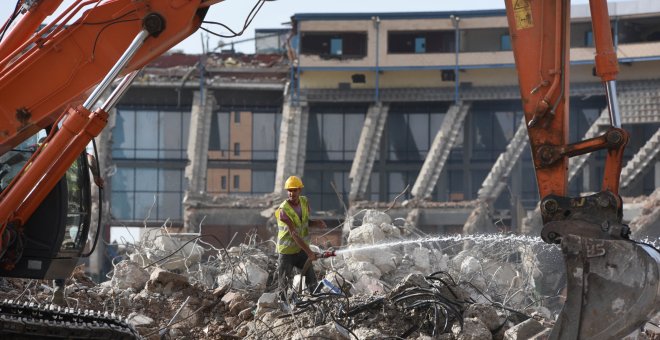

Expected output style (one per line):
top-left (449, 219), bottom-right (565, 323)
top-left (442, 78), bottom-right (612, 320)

top-left (605, 80), bottom-right (622, 128)
top-left (295, 21), bottom-right (301, 106)
top-left (83, 29), bottom-right (150, 110)
top-left (100, 70), bottom-right (140, 112)
top-left (373, 16), bottom-right (380, 103)
top-left (451, 15), bottom-right (460, 104)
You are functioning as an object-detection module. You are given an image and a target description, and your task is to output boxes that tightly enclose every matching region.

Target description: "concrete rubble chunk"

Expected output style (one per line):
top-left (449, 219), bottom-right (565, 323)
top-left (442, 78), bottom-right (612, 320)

top-left (363, 210), bottom-right (392, 227)
top-left (504, 318), bottom-right (547, 340)
top-left (110, 261), bottom-right (150, 291)
top-left (529, 328), bottom-right (552, 340)
top-left (216, 260), bottom-right (269, 291)
top-left (464, 303), bottom-right (502, 332)
top-left (145, 268), bottom-right (191, 296)
top-left (139, 229), bottom-right (205, 272)
top-left (292, 323), bottom-right (350, 340)
top-left (388, 273), bottom-right (431, 297)
top-left (453, 317), bottom-right (493, 340)
top-left (126, 312), bottom-right (154, 327)
top-left (221, 291), bottom-right (242, 305)
top-left (255, 292), bottom-right (279, 316)
top-left (347, 222), bottom-right (385, 245)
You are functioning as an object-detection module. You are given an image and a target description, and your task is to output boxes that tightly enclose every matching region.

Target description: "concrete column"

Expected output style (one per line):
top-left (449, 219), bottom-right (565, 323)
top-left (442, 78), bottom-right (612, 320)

top-left (274, 98), bottom-right (308, 195)
top-left (349, 103), bottom-right (389, 202)
top-left (183, 90), bottom-right (216, 231)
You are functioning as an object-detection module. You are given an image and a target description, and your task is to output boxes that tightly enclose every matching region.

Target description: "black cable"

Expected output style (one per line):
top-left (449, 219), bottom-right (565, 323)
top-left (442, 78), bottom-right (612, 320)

top-left (200, 0), bottom-right (268, 39)
top-left (0, 0), bottom-right (22, 44)
top-left (90, 19), bottom-right (140, 60)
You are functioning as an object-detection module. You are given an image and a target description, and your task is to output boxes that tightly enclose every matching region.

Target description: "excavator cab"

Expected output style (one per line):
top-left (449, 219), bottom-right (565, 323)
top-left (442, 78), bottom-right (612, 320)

top-left (0, 132), bottom-right (93, 279)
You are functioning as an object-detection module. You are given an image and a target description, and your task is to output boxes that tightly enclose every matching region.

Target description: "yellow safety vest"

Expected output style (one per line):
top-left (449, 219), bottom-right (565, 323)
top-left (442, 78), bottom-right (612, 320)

top-left (276, 196), bottom-right (310, 254)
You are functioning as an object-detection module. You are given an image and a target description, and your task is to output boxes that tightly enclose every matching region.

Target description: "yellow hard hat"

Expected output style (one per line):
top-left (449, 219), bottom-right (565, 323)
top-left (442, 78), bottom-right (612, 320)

top-left (284, 176), bottom-right (304, 189)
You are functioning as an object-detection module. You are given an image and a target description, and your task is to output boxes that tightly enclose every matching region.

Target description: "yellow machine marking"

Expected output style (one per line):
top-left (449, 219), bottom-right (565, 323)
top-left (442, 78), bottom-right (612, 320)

top-left (512, 0), bottom-right (534, 30)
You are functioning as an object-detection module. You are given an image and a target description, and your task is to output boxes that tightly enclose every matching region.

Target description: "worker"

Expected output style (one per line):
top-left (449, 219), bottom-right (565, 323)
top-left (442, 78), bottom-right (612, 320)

top-left (276, 176), bottom-right (327, 297)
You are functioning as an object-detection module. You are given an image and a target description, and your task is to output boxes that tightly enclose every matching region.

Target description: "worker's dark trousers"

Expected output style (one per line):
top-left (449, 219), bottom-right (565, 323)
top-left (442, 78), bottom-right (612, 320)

top-left (277, 251), bottom-right (317, 296)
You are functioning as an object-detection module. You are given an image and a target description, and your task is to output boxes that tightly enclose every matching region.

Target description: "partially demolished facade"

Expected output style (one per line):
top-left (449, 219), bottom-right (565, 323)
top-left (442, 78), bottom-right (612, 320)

top-left (104, 2), bottom-right (660, 273)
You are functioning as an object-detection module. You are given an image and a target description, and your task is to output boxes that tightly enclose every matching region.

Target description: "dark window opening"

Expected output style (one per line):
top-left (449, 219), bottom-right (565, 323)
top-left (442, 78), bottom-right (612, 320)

top-left (301, 32), bottom-right (367, 59)
top-left (501, 34), bottom-right (512, 50)
top-left (221, 176), bottom-right (227, 189)
top-left (441, 70), bottom-right (455, 81)
top-left (234, 112), bottom-right (240, 123)
top-left (351, 74), bottom-right (366, 83)
top-left (234, 142), bottom-right (240, 156)
top-left (585, 31), bottom-right (594, 47)
top-left (415, 37), bottom-right (426, 53)
top-left (233, 175), bottom-right (240, 189)
top-left (388, 30), bottom-right (454, 54)
top-left (618, 17), bottom-right (660, 44)
top-left (330, 38), bottom-right (343, 55)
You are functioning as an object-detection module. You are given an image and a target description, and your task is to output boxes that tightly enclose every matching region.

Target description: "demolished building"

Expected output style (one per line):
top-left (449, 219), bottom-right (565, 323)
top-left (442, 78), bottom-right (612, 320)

top-left (102, 1), bottom-right (660, 263)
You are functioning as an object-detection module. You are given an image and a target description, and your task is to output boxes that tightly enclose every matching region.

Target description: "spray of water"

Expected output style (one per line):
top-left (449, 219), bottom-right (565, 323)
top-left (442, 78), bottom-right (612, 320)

top-left (335, 233), bottom-right (551, 255)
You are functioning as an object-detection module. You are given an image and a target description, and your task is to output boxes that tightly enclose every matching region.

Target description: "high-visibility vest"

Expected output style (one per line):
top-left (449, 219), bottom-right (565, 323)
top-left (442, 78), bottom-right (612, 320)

top-left (276, 196), bottom-right (310, 254)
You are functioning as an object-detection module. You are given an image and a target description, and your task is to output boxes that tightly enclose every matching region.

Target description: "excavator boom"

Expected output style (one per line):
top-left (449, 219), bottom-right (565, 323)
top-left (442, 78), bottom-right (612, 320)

top-left (504, 0), bottom-right (660, 338)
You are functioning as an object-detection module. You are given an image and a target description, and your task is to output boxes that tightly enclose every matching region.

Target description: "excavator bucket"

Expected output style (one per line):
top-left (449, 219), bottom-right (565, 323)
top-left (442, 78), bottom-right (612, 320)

top-left (550, 234), bottom-right (660, 340)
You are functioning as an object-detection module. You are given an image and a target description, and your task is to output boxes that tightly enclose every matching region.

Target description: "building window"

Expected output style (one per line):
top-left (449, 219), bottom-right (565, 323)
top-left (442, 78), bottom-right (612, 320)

top-left (585, 31), bottom-right (594, 47)
top-left (415, 37), bottom-right (426, 53)
top-left (330, 38), bottom-right (343, 56)
top-left (300, 32), bottom-right (367, 59)
top-left (233, 175), bottom-right (240, 189)
top-left (234, 143), bottom-right (240, 156)
top-left (307, 104), bottom-right (368, 161)
top-left (221, 176), bottom-right (227, 190)
top-left (252, 111), bottom-right (281, 160)
top-left (113, 109), bottom-right (190, 159)
top-left (234, 112), bottom-right (241, 123)
top-left (501, 34), bottom-right (512, 50)
top-left (388, 30), bottom-right (454, 54)
top-left (110, 167), bottom-right (185, 221)
top-left (386, 103), bottom-right (450, 161)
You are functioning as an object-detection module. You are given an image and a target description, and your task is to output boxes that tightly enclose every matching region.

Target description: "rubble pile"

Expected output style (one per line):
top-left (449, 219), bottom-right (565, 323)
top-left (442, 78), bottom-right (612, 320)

top-left (0, 209), bottom-right (658, 339)
top-left (629, 188), bottom-right (660, 240)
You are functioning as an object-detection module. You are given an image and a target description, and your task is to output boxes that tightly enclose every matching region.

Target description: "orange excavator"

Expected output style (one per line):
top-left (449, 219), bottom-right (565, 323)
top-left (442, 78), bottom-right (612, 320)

top-left (0, 0), bottom-right (224, 337)
top-left (0, 0), bottom-right (657, 338)
top-left (504, 0), bottom-right (660, 338)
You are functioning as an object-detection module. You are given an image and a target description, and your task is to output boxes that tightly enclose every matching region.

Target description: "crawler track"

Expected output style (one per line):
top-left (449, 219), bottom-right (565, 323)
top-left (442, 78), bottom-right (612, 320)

top-left (0, 299), bottom-right (141, 339)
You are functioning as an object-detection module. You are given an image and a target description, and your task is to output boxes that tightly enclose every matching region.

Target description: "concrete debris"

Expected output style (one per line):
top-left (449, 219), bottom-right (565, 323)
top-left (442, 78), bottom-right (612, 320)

top-left (0, 210), bottom-right (658, 339)
top-left (629, 188), bottom-right (660, 240)
top-left (110, 261), bottom-right (150, 291)
top-left (145, 268), bottom-right (192, 296)
top-left (463, 200), bottom-right (497, 235)
top-left (453, 317), bottom-right (492, 340)
top-left (503, 318), bottom-right (547, 340)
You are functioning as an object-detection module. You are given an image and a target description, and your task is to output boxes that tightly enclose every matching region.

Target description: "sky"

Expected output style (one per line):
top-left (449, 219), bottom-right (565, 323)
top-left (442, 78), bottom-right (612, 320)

top-left (0, 0), bottom-right (595, 55)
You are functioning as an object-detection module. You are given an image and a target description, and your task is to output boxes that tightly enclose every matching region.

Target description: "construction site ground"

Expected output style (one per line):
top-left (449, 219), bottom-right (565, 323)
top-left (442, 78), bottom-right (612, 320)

top-left (1, 205), bottom-right (659, 340)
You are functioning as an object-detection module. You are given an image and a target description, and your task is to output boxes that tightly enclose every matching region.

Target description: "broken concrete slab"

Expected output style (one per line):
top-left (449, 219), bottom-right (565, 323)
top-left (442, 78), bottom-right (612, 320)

top-left (464, 303), bottom-right (502, 332)
top-left (453, 317), bottom-right (493, 340)
top-left (110, 261), bottom-right (150, 291)
top-left (145, 268), bottom-right (192, 296)
top-left (503, 319), bottom-right (547, 340)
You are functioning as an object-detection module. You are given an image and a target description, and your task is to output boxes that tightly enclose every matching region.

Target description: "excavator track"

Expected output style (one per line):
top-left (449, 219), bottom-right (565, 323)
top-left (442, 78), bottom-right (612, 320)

top-left (0, 299), bottom-right (141, 339)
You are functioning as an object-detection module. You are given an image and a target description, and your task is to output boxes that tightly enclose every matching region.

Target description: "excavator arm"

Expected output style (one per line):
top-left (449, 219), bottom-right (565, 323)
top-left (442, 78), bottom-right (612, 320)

top-left (0, 0), bottom-right (223, 276)
top-left (505, 0), bottom-right (660, 338)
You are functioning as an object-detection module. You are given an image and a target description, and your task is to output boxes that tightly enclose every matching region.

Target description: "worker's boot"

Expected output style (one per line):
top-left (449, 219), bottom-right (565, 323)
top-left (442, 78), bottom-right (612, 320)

top-left (51, 286), bottom-right (65, 306)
